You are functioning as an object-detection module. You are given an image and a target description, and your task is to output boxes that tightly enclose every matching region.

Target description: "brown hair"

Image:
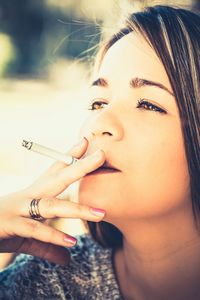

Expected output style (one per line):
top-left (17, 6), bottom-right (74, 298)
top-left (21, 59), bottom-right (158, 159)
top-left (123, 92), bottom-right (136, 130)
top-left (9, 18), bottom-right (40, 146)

top-left (86, 5), bottom-right (200, 249)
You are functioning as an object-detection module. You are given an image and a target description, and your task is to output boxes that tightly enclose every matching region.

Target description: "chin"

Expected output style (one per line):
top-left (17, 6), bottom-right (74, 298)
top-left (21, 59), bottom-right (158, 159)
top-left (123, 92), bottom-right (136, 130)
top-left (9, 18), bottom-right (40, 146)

top-left (78, 178), bottom-right (104, 207)
top-left (78, 176), bottom-right (115, 213)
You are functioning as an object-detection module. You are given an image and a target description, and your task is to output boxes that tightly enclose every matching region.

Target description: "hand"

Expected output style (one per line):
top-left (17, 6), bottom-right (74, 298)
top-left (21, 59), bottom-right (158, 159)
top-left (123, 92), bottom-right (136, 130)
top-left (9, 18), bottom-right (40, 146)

top-left (0, 138), bottom-right (106, 265)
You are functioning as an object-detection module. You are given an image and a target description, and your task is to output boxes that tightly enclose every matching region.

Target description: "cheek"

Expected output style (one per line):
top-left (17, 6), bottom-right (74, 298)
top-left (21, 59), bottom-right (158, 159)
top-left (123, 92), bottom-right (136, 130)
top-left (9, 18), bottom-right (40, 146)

top-left (123, 124), bottom-right (191, 217)
top-left (78, 146), bottom-right (190, 221)
top-left (78, 116), bottom-right (191, 220)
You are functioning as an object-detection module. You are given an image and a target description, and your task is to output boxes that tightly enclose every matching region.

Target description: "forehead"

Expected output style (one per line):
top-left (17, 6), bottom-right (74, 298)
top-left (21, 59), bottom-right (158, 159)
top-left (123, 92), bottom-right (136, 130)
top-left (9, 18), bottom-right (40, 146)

top-left (98, 32), bottom-right (171, 91)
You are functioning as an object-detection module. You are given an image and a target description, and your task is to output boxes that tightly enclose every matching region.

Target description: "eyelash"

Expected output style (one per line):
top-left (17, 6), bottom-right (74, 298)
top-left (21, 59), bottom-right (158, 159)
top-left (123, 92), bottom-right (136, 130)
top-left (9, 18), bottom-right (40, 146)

top-left (136, 99), bottom-right (166, 114)
top-left (87, 99), bottom-right (167, 114)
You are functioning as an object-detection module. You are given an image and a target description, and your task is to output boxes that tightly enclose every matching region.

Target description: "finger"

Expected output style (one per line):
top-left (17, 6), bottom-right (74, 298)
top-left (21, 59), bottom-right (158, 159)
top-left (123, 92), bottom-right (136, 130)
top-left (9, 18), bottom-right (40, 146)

top-left (57, 149), bottom-right (106, 186)
top-left (48, 137), bottom-right (89, 173)
top-left (19, 239), bottom-right (71, 266)
top-left (0, 237), bottom-right (70, 266)
top-left (19, 197), bottom-right (106, 221)
top-left (68, 136), bottom-right (89, 158)
top-left (5, 217), bottom-right (78, 248)
top-left (23, 148), bottom-right (105, 201)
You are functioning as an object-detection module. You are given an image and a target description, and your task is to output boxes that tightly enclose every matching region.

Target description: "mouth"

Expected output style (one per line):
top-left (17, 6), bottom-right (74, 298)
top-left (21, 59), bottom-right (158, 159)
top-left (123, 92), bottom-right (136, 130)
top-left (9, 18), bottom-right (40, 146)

top-left (87, 164), bottom-right (121, 176)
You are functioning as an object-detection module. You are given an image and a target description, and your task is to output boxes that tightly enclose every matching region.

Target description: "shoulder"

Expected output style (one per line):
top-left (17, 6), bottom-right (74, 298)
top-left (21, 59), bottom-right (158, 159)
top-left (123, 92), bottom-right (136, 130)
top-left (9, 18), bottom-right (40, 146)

top-left (0, 234), bottom-right (120, 299)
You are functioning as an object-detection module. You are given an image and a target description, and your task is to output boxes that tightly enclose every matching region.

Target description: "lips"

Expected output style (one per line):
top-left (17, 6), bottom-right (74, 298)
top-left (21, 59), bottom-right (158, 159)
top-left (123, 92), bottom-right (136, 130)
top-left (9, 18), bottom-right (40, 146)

top-left (88, 168), bottom-right (121, 176)
top-left (87, 162), bottom-right (121, 176)
top-left (101, 161), bottom-right (120, 171)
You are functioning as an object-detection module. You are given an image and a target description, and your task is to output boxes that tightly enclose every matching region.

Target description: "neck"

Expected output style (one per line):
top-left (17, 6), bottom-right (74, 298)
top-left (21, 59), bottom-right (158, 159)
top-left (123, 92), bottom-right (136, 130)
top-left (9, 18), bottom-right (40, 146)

top-left (113, 204), bottom-right (200, 300)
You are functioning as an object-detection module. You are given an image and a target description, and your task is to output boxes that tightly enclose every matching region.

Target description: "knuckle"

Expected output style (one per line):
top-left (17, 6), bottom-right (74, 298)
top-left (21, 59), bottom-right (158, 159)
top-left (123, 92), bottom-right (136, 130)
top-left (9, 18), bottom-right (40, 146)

top-left (81, 157), bottom-right (100, 174)
top-left (76, 204), bottom-right (87, 215)
top-left (76, 162), bottom-right (87, 177)
top-left (43, 197), bottom-right (55, 211)
top-left (78, 157), bottom-right (88, 167)
top-left (47, 228), bottom-right (58, 243)
top-left (28, 219), bottom-right (41, 234)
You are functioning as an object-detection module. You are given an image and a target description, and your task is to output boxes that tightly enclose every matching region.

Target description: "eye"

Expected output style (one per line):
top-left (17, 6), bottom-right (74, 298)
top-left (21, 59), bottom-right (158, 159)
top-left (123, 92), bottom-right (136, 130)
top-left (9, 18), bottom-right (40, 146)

top-left (87, 98), bottom-right (167, 114)
top-left (87, 100), bottom-right (107, 111)
top-left (136, 99), bottom-right (167, 114)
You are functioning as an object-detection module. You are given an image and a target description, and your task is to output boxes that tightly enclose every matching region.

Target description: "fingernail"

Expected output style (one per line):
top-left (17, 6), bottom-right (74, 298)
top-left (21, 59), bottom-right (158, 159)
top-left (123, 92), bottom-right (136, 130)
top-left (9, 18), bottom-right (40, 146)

top-left (75, 137), bottom-right (87, 147)
top-left (64, 236), bottom-right (77, 245)
top-left (90, 207), bottom-right (106, 217)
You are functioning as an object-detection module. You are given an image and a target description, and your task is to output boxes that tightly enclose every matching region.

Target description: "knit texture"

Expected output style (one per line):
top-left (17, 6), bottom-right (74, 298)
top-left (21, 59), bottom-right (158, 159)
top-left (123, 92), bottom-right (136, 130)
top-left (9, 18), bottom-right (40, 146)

top-left (0, 234), bottom-right (123, 299)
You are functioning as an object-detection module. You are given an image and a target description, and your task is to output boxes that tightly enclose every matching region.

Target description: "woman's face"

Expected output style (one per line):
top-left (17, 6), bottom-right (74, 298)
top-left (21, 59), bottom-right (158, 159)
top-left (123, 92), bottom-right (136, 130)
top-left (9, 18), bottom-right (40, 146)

top-left (78, 32), bottom-right (191, 223)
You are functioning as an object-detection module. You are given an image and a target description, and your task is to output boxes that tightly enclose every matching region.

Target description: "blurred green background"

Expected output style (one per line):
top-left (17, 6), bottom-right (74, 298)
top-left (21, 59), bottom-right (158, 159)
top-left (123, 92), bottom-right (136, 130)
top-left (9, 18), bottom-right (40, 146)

top-left (0, 0), bottom-right (199, 195)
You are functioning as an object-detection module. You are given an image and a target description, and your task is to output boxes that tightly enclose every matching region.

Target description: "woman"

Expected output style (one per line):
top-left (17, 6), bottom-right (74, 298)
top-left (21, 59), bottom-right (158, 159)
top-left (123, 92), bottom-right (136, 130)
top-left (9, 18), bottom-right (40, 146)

top-left (0, 5), bottom-right (199, 300)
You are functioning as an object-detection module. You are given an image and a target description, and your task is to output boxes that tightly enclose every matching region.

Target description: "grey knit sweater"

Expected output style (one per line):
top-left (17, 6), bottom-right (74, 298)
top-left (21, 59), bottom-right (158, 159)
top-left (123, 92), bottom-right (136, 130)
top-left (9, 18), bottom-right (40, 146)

top-left (0, 234), bottom-right (123, 299)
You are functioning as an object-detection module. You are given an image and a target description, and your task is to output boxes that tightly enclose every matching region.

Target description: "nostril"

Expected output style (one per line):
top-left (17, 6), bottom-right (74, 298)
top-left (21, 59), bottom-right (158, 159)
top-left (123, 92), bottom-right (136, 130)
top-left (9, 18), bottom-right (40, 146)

top-left (102, 132), bottom-right (112, 136)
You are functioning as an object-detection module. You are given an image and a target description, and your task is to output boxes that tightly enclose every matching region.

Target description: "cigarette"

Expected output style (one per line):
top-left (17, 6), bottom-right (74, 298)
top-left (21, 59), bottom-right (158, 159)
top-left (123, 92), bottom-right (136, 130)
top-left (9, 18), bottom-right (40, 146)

top-left (22, 140), bottom-right (78, 165)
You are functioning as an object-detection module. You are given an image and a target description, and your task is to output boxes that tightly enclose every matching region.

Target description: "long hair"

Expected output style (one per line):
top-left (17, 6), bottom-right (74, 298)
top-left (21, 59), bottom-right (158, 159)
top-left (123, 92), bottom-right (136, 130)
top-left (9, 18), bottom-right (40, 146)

top-left (86, 5), bottom-right (200, 249)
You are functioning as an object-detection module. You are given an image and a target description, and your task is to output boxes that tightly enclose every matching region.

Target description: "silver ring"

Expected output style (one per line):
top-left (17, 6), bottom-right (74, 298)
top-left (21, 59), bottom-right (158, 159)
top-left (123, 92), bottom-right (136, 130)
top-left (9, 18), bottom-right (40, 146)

top-left (70, 156), bottom-right (78, 165)
top-left (66, 156), bottom-right (78, 165)
top-left (29, 198), bottom-right (44, 221)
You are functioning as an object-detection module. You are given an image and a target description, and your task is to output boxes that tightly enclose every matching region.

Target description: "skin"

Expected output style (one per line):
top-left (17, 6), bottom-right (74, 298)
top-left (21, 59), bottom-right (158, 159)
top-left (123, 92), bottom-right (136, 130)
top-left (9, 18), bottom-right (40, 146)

top-left (78, 33), bottom-right (200, 299)
top-left (0, 139), bottom-right (106, 265)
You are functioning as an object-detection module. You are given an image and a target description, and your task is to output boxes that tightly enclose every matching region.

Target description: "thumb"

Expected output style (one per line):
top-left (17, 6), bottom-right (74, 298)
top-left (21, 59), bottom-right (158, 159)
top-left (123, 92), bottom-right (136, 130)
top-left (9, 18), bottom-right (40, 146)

top-left (18, 238), bottom-right (71, 266)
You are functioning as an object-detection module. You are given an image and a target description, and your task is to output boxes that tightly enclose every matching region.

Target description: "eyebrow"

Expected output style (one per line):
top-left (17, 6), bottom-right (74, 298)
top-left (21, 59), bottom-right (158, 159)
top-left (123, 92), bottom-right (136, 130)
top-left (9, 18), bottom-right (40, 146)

top-left (91, 77), bottom-right (174, 96)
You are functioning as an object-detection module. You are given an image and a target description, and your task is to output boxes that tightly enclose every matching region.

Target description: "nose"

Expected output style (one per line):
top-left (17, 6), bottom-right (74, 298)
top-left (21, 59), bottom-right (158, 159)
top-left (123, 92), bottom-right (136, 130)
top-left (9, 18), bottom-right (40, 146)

top-left (82, 106), bottom-right (124, 142)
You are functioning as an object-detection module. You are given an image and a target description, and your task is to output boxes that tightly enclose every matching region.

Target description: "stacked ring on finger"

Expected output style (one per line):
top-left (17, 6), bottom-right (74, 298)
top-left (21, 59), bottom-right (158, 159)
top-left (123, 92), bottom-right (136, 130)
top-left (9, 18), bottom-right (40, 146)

top-left (29, 198), bottom-right (45, 221)
top-left (28, 156), bottom-right (78, 221)
top-left (69, 156), bottom-right (78, 165)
